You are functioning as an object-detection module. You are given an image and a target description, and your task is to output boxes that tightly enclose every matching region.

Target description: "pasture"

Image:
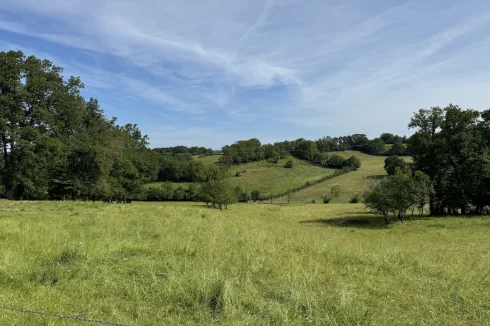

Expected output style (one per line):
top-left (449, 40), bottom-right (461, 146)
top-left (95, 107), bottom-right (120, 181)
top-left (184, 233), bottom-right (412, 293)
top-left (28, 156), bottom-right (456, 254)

top-left (278, 151), bottom-right (411, 203)
top-left (1, 200), bottom-right (489, 325)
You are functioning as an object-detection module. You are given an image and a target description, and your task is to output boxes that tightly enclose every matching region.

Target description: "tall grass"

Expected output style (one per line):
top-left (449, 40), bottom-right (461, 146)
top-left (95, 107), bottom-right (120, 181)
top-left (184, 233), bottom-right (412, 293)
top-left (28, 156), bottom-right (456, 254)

top-left (1, 201), bottom-right (489, 325)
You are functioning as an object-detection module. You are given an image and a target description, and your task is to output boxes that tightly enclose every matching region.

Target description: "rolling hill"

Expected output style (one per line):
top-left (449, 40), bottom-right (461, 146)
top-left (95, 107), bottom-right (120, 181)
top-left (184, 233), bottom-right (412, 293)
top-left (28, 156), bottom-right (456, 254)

top-left (276, 151), bottom-right (411, 203)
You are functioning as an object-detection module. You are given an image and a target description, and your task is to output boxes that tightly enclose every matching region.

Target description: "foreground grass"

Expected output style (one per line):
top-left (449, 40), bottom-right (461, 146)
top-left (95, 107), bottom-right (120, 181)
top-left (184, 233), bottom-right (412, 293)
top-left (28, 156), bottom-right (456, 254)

top-left (1, 201), bottom-right (489, 325)
top-left (279, 151), bottom-right (411, 203)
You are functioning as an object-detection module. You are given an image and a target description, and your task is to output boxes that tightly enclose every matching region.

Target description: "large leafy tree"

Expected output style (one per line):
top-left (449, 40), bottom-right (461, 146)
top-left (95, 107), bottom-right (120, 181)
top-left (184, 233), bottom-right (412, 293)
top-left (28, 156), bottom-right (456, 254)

top-left (0, 50), bottom-right (158, 201)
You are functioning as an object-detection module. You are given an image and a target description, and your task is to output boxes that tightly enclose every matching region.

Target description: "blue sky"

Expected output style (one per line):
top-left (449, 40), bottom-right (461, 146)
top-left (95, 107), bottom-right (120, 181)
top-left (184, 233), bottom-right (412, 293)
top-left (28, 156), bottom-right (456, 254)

top-left (1, 0), bottom-right (490, 148)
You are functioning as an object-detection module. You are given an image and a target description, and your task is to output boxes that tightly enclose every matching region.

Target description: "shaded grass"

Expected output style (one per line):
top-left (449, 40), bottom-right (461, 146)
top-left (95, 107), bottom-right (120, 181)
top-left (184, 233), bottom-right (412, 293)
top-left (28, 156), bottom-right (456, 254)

top-left (1, 201), bottom-right (490, 325)
top-left (143, 182), bottom-right (191, 189)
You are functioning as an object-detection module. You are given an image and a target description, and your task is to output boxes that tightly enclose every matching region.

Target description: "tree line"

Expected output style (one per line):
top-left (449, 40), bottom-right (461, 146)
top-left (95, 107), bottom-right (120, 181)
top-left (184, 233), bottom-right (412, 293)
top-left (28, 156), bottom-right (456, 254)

top-left (364, 104), bottom-right (490, 221)
top-left (0, 50), bottom-right (159, 201)
top-left (217, 134), bottom-right (408, 167)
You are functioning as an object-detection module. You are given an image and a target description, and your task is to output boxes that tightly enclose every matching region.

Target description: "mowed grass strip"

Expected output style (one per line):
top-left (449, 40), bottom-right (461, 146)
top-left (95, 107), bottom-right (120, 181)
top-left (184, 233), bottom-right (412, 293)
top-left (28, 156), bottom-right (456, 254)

top-left (229, 157), bottom-right (336, 197)
top-left (1, 200), bottom-right (489, 325)
top-left (279, 151), bottom-right (411, 203)
top-left (195, 155), bottom-right (221, 165)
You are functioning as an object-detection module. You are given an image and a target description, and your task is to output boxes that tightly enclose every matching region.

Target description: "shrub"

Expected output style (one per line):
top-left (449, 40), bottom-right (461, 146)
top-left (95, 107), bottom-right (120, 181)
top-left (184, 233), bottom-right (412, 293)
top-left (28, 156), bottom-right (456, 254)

top-left (327, 154), bottom-right (345, 169)
top-left (284, 160), bottom-right (294, 168)
top-left (350, 194), bottom-right (361, 203)
top-left (251, 190), bottom-right (261, 201)
top-left (343, 156), bottom-right (361, 170)
top-left (238, 192), bottom-right (250, 202)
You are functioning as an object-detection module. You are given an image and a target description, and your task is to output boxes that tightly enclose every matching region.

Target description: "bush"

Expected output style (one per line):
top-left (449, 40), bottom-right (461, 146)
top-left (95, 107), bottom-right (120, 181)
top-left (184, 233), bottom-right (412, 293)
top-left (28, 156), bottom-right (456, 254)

top-left (327, 154), bottom-right (345, 169)
top-left (343, 156), bottom-right (361, 170)
top-left (238, 192), bottom-right (250, 202)
top-left (284, 160), bottom-right (294, 168)
top-left (350, 194), bottom-right (361, 203)
top-left (251, 190), bottom-right (261, 201)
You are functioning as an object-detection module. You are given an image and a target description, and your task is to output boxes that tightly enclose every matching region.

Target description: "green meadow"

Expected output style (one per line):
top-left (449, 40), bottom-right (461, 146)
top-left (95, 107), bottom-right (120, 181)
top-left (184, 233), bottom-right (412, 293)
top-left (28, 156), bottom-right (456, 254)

top-left (1, 201), bottom-right (489, 325)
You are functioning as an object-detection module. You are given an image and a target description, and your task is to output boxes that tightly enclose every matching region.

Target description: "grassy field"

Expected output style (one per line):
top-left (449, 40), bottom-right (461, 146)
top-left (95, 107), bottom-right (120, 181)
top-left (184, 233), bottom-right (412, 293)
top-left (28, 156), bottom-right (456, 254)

top-left (278, 151), bottom-right (411, 203)
top-left (195, 155), bottom-right (221, 165)
top-left (143, 182), bottom-right (192, 189)
top-left (1, 201), bottom-right (489, 325)
top-left (148, 156), bottom-right (335, 197)
top-left (229, 157), bottom-right (336, 197)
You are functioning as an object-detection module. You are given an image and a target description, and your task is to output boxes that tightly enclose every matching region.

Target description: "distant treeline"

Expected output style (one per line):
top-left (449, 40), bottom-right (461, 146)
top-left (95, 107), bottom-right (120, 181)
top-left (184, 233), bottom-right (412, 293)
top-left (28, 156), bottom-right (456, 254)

top-left (217, 134), bottom-right (408, 166)
top-left (153, 146), bottom-right (217, 156)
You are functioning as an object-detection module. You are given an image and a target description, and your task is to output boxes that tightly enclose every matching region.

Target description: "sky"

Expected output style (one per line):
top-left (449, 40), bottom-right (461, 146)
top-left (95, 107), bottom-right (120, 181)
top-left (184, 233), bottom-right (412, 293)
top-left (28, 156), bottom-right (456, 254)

top-left (1, 0), bottom-right (490, 149)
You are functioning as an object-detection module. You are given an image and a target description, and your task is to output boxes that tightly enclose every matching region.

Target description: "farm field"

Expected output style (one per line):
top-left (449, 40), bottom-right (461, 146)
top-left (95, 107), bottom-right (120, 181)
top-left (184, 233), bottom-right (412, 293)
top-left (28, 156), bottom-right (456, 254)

top-left (147, 156), bottom-right (336, 197)
top-left (195, 155), bottom-right (221, 165)
top-left (278, 151), bottom-right (411, 203)
top-left (228, 157), bottom-right (336, 197)
top-left (1, 201), bottom-right (489, 325)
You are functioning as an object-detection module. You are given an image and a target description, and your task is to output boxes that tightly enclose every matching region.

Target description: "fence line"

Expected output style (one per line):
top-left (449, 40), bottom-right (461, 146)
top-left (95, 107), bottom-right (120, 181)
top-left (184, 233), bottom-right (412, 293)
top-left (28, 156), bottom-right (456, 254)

top-left (0, 305), bottom-right (132, 326)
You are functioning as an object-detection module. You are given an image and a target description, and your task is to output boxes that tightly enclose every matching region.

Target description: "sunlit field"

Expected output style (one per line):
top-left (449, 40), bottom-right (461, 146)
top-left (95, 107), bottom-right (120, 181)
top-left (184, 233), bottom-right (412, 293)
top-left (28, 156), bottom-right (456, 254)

top-left (1, 201), bottom-right (489, 325)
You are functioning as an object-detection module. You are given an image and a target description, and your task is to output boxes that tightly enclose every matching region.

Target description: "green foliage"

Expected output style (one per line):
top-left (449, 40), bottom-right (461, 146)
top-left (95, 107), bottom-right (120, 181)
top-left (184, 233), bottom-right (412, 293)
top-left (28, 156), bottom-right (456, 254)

top-left (349, 194), bottom-right (361, 203)
top-left (384, 156), bottom-right (410, 175)
top-left (363, 169), bottom-right (432, 223)
top-left (343, 156), bottom-right (361, 170)
top-left (408, 105), bottom-right (490, 215)
top-left (327, 154), bottom-right (345, 168)
top-left (251, 190), bottom-right (261, 201)
top-left (364, 138), bottom-right (386, 155)
top-left (0, 50), bottom-right (158, 201)
top-left (388, 141), bottom-right (408, 156)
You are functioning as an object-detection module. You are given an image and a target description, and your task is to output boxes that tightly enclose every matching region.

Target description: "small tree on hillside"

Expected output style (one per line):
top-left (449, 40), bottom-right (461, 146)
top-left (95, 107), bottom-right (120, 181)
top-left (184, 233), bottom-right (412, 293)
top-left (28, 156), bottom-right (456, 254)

top-left (363, 179), bottom-right (392, 224)
top-left (251, 190), bottom-right (261, 201)
top-left (364, 169), bottom-right (432, 223)
top-left (388, 141), bottom-right (407, 156)
top-left (343, 156), bottom-right (361, 170)
top-left (384, 156), bottom-right (409, 175)
top-left (327, 155), bottom-right (345, 168)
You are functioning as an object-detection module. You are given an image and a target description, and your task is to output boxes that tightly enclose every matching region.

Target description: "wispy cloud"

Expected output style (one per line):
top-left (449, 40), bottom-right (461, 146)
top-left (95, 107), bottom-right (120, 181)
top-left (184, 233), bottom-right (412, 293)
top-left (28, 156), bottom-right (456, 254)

top-left (1, 0), bottom-right (490, 147)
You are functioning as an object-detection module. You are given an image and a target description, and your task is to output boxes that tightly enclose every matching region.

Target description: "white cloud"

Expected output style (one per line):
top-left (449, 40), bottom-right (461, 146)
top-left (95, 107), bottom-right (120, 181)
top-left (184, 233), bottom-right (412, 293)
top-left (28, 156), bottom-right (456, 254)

top-left (1, 0), bottom-right (490, 144)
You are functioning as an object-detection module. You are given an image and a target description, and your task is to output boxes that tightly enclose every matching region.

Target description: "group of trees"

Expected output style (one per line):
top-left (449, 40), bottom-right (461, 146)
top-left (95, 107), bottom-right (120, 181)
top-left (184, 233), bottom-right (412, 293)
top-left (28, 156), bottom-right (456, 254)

top-left (408, 105), bottom-right (490, 215)
top-left (155, 154), bottom-right (206, 183)
top-left (153, 146), bottom-right (216, 156)
top-left (364, 168), bottom-right (433, 224)
top-left (0, 51), bottom-right (159, 201)
top-left (366, 104), bottom-right (490, 221)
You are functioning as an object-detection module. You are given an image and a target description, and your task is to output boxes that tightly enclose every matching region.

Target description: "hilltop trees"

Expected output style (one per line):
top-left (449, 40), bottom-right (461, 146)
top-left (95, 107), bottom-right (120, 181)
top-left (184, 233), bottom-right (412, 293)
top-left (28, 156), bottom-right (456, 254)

top-left (0, 50), bottom-right (158, 201)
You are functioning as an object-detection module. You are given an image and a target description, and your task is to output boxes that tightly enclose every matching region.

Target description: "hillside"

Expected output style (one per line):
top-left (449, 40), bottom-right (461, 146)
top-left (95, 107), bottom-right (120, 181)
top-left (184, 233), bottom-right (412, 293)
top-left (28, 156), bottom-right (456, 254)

top-left (277, 151), bottom-right (411, 203)
top-left (194, 155), bottom-right (221, 165)
top-left (229, 157), bottom-right (336, 197)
